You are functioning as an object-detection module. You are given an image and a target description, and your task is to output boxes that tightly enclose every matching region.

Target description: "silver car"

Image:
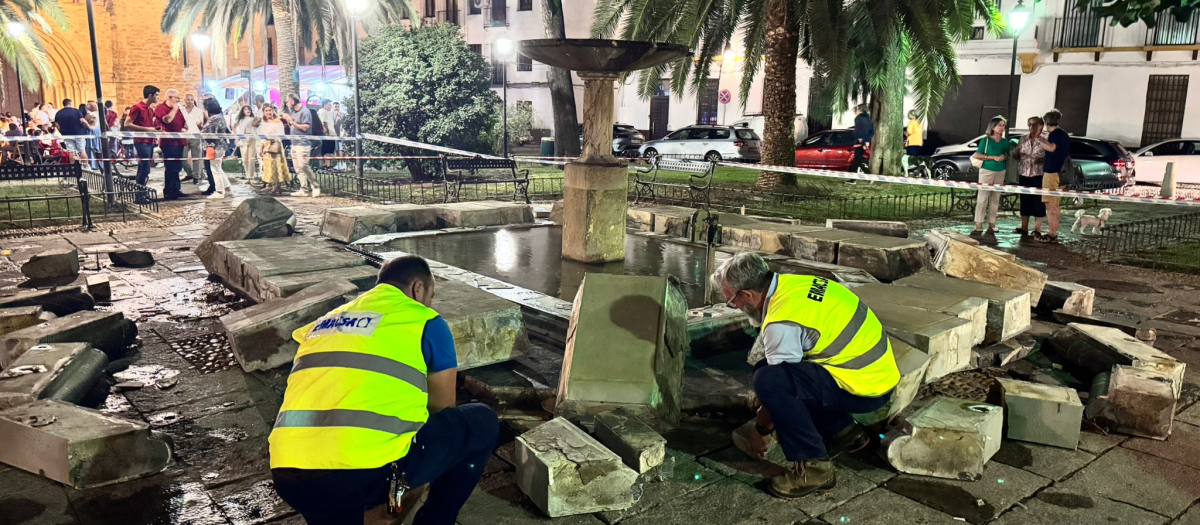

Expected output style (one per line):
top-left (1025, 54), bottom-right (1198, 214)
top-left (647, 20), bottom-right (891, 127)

top-left (638, 125), bottom-right (761, 162)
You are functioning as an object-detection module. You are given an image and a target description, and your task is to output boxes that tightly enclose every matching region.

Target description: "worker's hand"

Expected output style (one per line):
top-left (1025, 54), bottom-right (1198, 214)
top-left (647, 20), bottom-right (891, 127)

top-left (746, 429), bottom-right (772, 460)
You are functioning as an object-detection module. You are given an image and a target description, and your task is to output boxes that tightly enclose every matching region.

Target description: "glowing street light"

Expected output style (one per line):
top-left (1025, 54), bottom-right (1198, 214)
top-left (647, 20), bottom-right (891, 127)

top-left (345, 0), bottom-right (369, 16)
top-left (191, 31), bottom-right (211, 93)
top-left (6, 21), bottom-right (25, 38)
top-left (6, 22), bottom-right (27, 128)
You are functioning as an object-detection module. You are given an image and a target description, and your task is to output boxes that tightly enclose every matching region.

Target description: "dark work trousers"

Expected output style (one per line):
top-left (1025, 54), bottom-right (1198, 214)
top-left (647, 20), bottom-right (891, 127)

top-left (753, 361), bottom-right (892, 462)
top-left (133, 142), bottom-right (154, 203)
top-left (159, 144), bottom-right (184, 199)
top-left (272, 403), bottom-right (499, 525)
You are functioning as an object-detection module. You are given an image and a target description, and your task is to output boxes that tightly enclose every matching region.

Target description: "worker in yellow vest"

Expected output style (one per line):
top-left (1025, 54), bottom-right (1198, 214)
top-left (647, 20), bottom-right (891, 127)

top-left (270, 255), bottom-right (498, 524)
top-left (712, 252), bottom-right (899, 499)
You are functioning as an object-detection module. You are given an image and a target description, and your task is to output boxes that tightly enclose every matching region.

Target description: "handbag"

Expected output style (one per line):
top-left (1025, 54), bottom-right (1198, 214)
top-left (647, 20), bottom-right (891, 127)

top-left (970, 137), bottom-right (988, 169)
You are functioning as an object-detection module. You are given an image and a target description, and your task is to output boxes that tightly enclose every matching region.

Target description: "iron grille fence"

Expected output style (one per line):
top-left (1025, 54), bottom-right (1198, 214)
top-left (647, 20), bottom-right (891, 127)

top-left (1052, 13), bottom-right (1108, 48)
top-left (1091, 211), bottom-right (1200, 274)
top-left (1151, 11), bottom-right (1199, 45)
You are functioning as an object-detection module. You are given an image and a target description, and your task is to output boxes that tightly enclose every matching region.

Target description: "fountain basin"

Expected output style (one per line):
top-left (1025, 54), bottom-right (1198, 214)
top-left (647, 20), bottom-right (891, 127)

top-left (518, 39), bottom-right (691, 73)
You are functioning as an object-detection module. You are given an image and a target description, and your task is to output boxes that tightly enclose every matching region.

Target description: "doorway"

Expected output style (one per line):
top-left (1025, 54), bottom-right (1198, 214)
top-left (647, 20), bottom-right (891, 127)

top-left (1054, 75), bottom-right (1093, 135)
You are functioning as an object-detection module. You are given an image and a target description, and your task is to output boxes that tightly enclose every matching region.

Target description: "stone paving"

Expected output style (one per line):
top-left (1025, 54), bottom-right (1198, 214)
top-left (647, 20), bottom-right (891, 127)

top-left (1, 185), bottom-right (1200, 525)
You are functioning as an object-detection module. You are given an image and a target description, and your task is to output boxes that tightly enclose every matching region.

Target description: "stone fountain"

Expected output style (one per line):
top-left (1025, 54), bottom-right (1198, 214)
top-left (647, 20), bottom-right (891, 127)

top-left (519, 39), bottom-right (691, 263)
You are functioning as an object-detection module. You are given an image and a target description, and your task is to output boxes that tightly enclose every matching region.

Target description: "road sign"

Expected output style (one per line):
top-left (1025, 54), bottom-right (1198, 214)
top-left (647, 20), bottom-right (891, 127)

top-left (718, 89), bottom-right (732, 105)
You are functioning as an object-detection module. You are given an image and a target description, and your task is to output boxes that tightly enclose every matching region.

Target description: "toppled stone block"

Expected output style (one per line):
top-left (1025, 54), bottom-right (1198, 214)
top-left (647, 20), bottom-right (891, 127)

top-left (0, 288), bottom-right (95, 317)
top-left (550, 200), bottom-right (564, 225)
top-left (971, 336), bottom-right (1036, 368)
top-left (0, 343), bottom-right (108, 410)
top-left (85, 275), bottom-right (110, 303)
top-left (929, 237), bottom-right (1048, 304)
top-left (195, 196), bottom-right (295, 264)
top-left (320, 207), bottom-right (398, 243)
top-left (854, 339), bottom-right (930, 427)
top-left (1046, 323), bottom-right (1185, 398)
top-left (769, 258), bottom-right (879, 285)
top-left (108, 250), bottom-right (154, 268)
top-left (866, 300), bottom-right (972, 383)
top-left (721, 222), bottom-right (825, 255)
top-left (851, 284), bottom-right (987, 349)
top-left (379, 203), bottom-right (440, 232)
top-left (731, 418), bottom-right (787, 465)
top-left (2, 310), bottom-right (136, 367)
top-left (788, 229), bottom-right (871, 264)
top-left (432, 202), bottom-right (533, 228)
top-left (0, 306), bottom-right (42, 335)
top-left (594, 409), bottom-right (666, 473)
top-left (557, 275), bottom-right (688, 424)
top-left (221, 280), bottom-right (358, 372)
top-left (991, 378), bottom-right (1083, 449)
top-left (836, 235), bottom-right (930, 282)
top-left (21, 248), bottom-right (79, 280)
top-left (826, 219), bottom-right (909, 238)
top-left (201, 237), bottom-right (369, 303)
top-left (260, 265), bottom-right (378, 302)
top-left (0, 400), bottom-right (171, 488)
top-left (1036, 281), bottom-right (1095, 317)
top-left (884, 397), bottom-right (1003, 480)
top-left (894, 273), bottom-right (1031, 343)
top-left (926, 229), bottom-right (979, 246)
top-left (1086, 365), bottom-right (1176, 440)
top-left (515, 417), bottom-right (639, 517)
top-left (436, 280), bottom-right (530, 370)
top-left (688, 305), bottom-right (754, 358)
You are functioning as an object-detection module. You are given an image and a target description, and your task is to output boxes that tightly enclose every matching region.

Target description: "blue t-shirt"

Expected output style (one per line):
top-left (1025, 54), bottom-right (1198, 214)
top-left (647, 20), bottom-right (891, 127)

top-left (1043, 128), bottom-right (1071, 173)
top-left (54, 107), bottom-right (86, 136)
top-left (421, 316), bottom-right (458, 373)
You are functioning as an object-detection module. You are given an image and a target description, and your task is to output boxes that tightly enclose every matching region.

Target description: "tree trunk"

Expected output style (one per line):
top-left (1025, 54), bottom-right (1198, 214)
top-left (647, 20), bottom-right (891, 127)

top-left (270, 0), bottom-right (299, 98)
top-left (868, 51), bottom-right (906, 176)
top-left (755, 0), bottom-right (800, 190)
top-left (542, 0), bottom-right (581, 159)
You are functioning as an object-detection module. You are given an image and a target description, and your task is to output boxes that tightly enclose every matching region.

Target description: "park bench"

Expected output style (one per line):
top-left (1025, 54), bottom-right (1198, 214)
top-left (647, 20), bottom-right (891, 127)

top-left (0, 163), bottom-right (93, 229)
top-left (441, 156), bottom-right (531, 204)
top-left (632, 157), bottom-right (716, 209)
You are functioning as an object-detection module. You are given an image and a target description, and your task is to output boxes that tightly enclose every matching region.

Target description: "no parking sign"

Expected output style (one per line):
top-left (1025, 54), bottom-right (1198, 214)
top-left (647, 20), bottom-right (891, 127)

top-left (718, 89), bottom-right (732, 105)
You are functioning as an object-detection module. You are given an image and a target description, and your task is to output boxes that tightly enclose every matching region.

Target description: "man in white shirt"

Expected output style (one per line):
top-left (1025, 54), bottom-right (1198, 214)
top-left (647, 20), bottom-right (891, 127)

top-left (180, 93), bottom-right (206, 183)
top-left (317, 100), bottom-right (337, 167)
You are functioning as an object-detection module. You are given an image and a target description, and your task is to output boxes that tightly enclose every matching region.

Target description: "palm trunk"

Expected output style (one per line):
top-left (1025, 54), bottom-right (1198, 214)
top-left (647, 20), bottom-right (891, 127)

top-left (541, 0), bottom-right (580, 159)
top-left (755, 0), bottom-right (800, 190)
top-left (867, 59), bottom-right (905, 176)
top-left (270, 0), bottom-right (299, 98)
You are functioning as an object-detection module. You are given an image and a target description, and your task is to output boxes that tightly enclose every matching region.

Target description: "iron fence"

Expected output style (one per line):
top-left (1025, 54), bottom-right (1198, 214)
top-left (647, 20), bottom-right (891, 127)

top-left (313, 171), bottom-right (564, 204)
top-left (81, 171), bottom-right (160, 212)
top-left (1091, 210), bottom-right (1200, 274)
top-left (1150, 11), bottom-right (1199, 45)
top-left (1052, 13), bottom-right (1108, 48)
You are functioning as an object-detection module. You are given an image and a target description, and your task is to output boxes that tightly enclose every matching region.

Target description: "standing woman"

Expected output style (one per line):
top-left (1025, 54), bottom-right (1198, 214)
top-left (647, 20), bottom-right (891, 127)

top-left (257, 105), bottom-right (289, 195)
top-left (201, 98), bottom-right (233, 198)
top-left (1012, 117), bottom-right (1047, 237)
top-left (971, 117), bottom-right (1011, 235)
top-left (233, 105), bottom-right (260, 185)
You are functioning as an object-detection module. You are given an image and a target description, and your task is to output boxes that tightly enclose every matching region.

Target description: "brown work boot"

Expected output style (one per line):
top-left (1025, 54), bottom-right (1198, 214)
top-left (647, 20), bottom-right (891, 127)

top-left (826, 423), bottom-right (870, 457)
top-left (768, 457), bottom-right (836, 499)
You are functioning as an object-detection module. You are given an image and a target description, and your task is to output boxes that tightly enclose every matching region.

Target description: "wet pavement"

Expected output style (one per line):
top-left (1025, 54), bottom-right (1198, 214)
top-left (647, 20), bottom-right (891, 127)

top-left (1, 178), bottom-right (1200, 525)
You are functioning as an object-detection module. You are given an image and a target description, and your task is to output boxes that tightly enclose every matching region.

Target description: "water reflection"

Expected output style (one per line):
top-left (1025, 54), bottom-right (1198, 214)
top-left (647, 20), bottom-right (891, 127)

top-left (383, 227), bottom-right (711, 307)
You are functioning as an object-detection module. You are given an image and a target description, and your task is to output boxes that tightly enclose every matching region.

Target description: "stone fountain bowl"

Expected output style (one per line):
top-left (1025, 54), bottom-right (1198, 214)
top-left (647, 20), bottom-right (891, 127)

top-left (518, 39), bottom-right (691, 73)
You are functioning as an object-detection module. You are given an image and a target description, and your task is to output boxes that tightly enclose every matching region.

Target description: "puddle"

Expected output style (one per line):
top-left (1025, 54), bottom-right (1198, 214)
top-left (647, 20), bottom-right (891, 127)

top-left (112, 365), bottom-right (181, 387)
top-left (70, 480), bottom-right (226, 525)
top-left (100, 393), bottom-right (135, 415)
top-left (207, 427), bottom-right (249, 443)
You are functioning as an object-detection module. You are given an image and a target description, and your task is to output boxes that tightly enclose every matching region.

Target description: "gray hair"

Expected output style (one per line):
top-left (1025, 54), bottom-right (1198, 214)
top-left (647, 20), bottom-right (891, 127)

top-left (711, 252), bottom-right (773, 293)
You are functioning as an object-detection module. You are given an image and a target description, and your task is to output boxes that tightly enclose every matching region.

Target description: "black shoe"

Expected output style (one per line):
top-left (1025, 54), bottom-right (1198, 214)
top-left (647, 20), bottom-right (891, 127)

top-left (825, 424), bottom-right (870, 458)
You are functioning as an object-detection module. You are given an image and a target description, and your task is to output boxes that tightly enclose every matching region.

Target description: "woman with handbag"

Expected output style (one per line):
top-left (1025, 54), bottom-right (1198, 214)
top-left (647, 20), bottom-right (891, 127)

top-left (258, 105), bottom-right (289, 195)
top-left (1011, 117), bottom-right (1047, 237)
top-left (971, 117), bottom-right (1011, 235)
top-left (201, 98), bottom-right (234, 198)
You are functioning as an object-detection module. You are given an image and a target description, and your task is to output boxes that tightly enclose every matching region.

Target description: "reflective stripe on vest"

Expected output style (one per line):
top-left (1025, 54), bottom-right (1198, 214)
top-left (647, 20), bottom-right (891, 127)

top-left (291, 351), bottom-right (429, 392)
top-left (274, 409), bottom-right (424, 436)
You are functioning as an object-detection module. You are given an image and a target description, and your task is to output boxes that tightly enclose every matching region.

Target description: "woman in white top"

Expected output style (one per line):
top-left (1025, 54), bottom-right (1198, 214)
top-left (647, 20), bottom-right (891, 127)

top-left (233, 105), bottom-right (259, 184)
top-left (257, 105), bottom-right (289, 195)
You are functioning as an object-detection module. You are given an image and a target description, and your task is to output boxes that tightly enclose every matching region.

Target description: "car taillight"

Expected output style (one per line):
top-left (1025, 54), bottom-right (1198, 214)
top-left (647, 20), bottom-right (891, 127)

top-left (734, 140), bottom-right (746, 147)
top-left (1111, 159), bottom-right (1125, 169)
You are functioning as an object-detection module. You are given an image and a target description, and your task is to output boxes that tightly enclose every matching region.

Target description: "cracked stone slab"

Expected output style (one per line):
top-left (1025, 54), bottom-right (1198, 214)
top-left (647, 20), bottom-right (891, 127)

top-left (437, 279), bottom-right (531, 370)
top-left (1, 310), bottom-right (136, 367)
top-left (867, 300), bottom-right (973, 383)
top-left (853, 283), bottom-right (988, 350)
top-left (594, 449), bottom-right (726, 524)
top-left (885, 461), bottom-right (1051, 524)
top-left (825, 219), bottom-right (909, 238)
top-left (515, 417), bottom-right (638, 517)
top-left (990, 488), bottom-right (1170, 525)
top-left (1055, 446), bottom-right (1200, 517)
top-left (593, 409), bottom-right (666, 474)
top-left (0, 288), bottom-right (94, 318)
top-left (835, 234), bottom-right (929, 282)
top-left (220, 280), bottom-right (358, 372)
top-left (458, 469), bottom-right (605, 525)
top-left (613, 477), bottom-right (809, 525)
top-left (20, 248), bottom-right (79, 280)
top-left (0, 306), bottom-right (42, 336)
top-left (894, 272), bottom-right (1031, 344)
top-left (0, 343), bottom-right (108, 410)
top-left (194, 196), bottom-right (295, 266)
top-left (883, 397), bottom-right (1003, 480)
top-left (1121, 420), bottom-right (1200, 471)
top-left (320, 206), bottom-right (399, 243)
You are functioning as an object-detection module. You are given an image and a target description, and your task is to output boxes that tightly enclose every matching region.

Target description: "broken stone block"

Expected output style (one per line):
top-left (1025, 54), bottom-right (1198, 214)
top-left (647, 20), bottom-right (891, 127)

top-left (515, 417), bottom-right (639, 517)
top-left (991, 378), bottom-right (1083, 449)
top-left (866, 300), bottom-right (972, 383)
top-left (851, 283), bottom-right (987, 349)
top-left (379, 203), bottom-right (440, 232)
top-left (854, 339), bottom-right (930, 427)
top-left (884, 397), bottom-right (1003, 480)
top-left (686, 305), bottom-right (754, 358)
top-left (220, 280), bottom-right (358, 372)
top-left (2, 310), bottom-right (136, 367)
top-left (431, 202), bottom-right (533, 228)
top-left (836, 235), bottom-right (930, 282)
top-left (929, 237), bottom-right (1048, 304)
top-left (593, 409), bottom-right (666, 474)
top-left (320, 206), bottom-right (398, 243)
top-left (1036, 281), bottom-right (1095, 317)
top-left (731, 418), bottom-right (788, 465)
top-left (557, 274), bottom-right (688, 424)
top-left (194, 196), bottom-right (295, 264)
top-left (85, 275), bottom-right (110, 303)
top-left (0, 306), bottom-right (42, 335)
top-left (200, 236), bottom-right (369, 303)
top-left (436, 280), bottom-right (530, 370)
top-left (769, 258), bottom-right (879, 285)
top-left (1046, 323), bottom-right (1185, 398)
top-left (0, 343), bottom-right (108, 410)
top-left (550, 200), bottom-right (564, 225)
top-left (721, 222), bottom-right (825, 255)
top-left (108, 249), bottom-right (154, 268)
top-left (21, 248), bottom-right (79, 280)
top-left (1086, 365), bottom-right (1176, 440)
top-left (0, 399), bottom-right (171, 488)
top-left (893, 272), bottom-right (1031, 343)
top-left (0, 288), bottom-right (94, 317)
top-left (259, 265), bottom-right (378, 302)
top-left (972, 336), bottom-right (1036, 368)
top-left (826, 219), bottom-right (909, 238)
top-left (926, 229), bottom-right (979, 247)
top-left (788, 229), bottom-right (871, 264)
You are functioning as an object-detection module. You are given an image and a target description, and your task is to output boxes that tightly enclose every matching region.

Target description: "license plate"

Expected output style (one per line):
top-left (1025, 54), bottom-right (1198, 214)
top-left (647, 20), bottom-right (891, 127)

top-left (630, 139), bottom-right (642, 144)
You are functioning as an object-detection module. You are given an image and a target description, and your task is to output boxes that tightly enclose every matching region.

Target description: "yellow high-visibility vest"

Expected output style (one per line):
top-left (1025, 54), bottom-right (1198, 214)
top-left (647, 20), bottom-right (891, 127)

top-left (269, 284), bottom-right (437, 470)
top-left (762, 274), bottom-right (900, 397)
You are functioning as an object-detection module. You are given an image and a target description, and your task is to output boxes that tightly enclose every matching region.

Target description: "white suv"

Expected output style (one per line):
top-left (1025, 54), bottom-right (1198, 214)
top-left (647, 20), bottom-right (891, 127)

top-left (638, 125), bottom-right (762, 162)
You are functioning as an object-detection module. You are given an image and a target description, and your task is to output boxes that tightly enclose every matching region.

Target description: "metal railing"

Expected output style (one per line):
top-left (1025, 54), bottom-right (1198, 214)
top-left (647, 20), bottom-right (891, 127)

top-left (1149, 11), bottom-right (1199, 45)
top-left (1092, 210), bottom-right (1200, 274)
top-left (312, 170), bottom-right (563, 204)
top-left (1052, 13), bottom-right (1108, 48)
top-left (81, 170), bottom-right (160, 212)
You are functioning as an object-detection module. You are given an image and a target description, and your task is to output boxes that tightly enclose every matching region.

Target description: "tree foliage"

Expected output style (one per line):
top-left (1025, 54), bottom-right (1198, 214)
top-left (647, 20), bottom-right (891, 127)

top-left (1079, 0), bottom-right (1199, 27)
top-left (0, 0), bottom-right (68, 90)
top-left (488, 102), bottom-right (541, 154)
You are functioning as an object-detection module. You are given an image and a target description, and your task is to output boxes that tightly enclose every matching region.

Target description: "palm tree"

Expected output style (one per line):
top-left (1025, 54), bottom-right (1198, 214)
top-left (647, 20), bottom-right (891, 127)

top-left (0, 0), bottom-right (68, 91)
top-left (161, 0), bottom-right (416, 98)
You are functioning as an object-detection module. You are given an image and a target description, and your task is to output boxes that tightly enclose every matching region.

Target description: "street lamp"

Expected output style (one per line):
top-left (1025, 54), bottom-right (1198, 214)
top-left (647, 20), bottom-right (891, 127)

top-left (345, 0), bottom-right (368, 178)
top-left (6, 22), bottom-right (27, 129)
top-left (191, 31), bottom-right (211, 94)
top-left (494, 36), bottom-right (516, 157)
top-left (1006, 0), bottom-right (1032, 130)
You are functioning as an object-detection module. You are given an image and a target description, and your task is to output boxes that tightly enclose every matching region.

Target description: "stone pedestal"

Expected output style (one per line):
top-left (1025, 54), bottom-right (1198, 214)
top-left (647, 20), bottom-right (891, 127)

top-left (563, 72), bottom-right (627, 263)
top-left (436, 280), bottom-right (530, 370)
top-left (991, 378), bottom-right (1083, 449)
top-left (515, 417), bottom-right (638, 517)
top-left (1087, 365), bottom-right (1176, 440)
top-left (884, 397), bottom-right (1003, 480)
top-left (0, 343), bottom-right (108, 410)
top-left (1047, 323), bottom-right (1185, 398)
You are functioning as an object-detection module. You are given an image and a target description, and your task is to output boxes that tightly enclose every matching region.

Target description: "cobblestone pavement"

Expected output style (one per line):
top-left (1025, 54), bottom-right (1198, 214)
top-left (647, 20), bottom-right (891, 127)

top-left (1, 182), bottom-right (1200, 525)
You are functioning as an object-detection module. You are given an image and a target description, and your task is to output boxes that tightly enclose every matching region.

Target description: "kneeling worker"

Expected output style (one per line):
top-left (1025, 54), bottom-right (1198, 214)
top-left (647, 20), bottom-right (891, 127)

top-left (270, 255), bottom-right (498, 525)
top-left (712, 252), bottom-right (899, 499)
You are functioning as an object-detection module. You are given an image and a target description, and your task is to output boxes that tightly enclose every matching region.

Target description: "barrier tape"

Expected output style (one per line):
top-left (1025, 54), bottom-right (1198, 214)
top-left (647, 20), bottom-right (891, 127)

top-left (105, 131), bottom-right (352, 141)
top-left (88, 155), bottom-right (444, 162)
top-left (363, 134), bottom-right (569, 166)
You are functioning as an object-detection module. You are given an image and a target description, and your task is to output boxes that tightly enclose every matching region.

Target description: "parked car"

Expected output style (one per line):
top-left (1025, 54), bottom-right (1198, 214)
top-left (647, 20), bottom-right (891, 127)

top-left (638, 125), bottom-right (762, 162)
top-left (1132, 138), bottom-right (1200, 185)
top-left (578, 123), bottom-right (646, 157)
top-left (794, 129), bottom-right (870, 171)
top-left (930, 130), bottom-right (1031, 157)
top-left (930, 135), bottom-right (1135, 190)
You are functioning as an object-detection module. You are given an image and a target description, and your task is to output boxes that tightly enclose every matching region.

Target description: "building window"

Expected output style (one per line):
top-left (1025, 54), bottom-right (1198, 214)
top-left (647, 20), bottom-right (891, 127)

top-left (969, 27), bottom-right (985, 40)
top-left (441, 0), bottom-right (459, 24)
top-left (469, 44), bottom-right (482, 56)
top-left (1153, 11), bottom-right (1199, 45)
top-left (696, 78), bottom-right (719, 125)
top-left (519, 0), bottom-right (532, 11)
top-left (424, 0), bottom-right (436, 18)
top-left (491, 48), bottom-right (505, 85)
top-left (1141, 75), bottom-right (1189, 147)
top-left (469, 0), bottom-right (480, 15)
top-left (517, 54), bottom-right (532, 71)
top-left (491, 0), bottom-right (507, 25)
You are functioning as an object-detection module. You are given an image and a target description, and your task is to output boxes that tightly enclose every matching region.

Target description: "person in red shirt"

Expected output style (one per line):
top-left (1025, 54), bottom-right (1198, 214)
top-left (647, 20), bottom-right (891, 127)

top-left (155, 88), bottom-right (188, 199)
top-left (122, 85), bottom-right (159, 203)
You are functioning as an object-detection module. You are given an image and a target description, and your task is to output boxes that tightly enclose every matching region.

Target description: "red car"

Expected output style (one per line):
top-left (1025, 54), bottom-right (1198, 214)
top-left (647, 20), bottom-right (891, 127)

top-left (794, 129), bottom-right (870, 171)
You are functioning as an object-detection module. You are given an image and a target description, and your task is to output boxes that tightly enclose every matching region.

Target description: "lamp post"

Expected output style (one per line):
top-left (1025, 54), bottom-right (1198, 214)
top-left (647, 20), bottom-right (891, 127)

top-left (6, 22), bottom-right (27, 129)
top-left (191, 32), bottom-right (211, 94)
top-left (345, 0), bottom-right (368, 178)
top-left (85, 0), bottom-right (114, 203)
top-left (494, 36), bottom-right (515, 157)
top-left (1006, 0), bottom-right (1032, 128)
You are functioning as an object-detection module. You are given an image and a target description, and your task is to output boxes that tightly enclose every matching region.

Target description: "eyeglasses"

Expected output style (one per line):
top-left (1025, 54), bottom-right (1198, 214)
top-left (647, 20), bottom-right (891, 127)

top-left (724, 289), bottom-right (745, 309)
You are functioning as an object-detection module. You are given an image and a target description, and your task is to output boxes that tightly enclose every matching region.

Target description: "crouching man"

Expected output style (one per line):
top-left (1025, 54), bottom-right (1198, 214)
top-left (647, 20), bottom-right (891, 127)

top-left (270, 255), bottom-right (498, 524)
top-left (712, 252), bottom-right (899, 499)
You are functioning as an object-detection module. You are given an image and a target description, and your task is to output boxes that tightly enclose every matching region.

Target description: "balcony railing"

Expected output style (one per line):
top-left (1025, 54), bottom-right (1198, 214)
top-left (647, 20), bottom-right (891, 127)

top-left (1052, 12), bottom-right (1108, 48)
top-left (1149, 11), bottom-right (1199, 45)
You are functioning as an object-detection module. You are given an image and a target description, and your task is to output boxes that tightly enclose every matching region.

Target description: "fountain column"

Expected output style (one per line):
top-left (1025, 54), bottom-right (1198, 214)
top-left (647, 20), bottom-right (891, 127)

top-left (562, 72), bottom-right (626, 263)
